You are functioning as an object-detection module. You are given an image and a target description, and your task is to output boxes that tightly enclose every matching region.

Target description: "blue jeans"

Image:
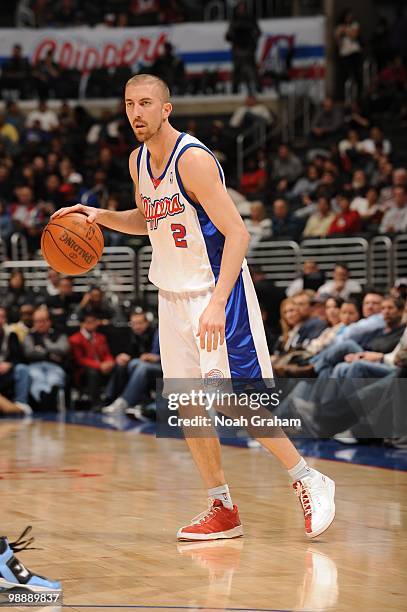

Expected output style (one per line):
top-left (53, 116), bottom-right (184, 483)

top-left (311, 340), bottom-right (363, 377)
top-left (333, 360), bottom-right (395, 379)
top-left (28, 362), bottom-right (66, 402)
top-left (0, 364), bottom-right (30, 403)
top-left (121, 358), bottom-right (162, 406)
top-left (13, 364), bottom-right (30, 403)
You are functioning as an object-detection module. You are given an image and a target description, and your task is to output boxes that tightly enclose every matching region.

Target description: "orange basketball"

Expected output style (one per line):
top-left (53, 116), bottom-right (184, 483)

top-left (41, 212), bottom-right (104, 275)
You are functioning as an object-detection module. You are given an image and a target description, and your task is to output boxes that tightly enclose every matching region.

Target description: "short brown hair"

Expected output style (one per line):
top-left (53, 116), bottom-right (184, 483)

top-left (125, 74), bottom-right (170, 103)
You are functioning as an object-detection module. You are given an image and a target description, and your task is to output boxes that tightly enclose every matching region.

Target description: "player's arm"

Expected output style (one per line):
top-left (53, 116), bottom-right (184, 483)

top-left (178, 148), bottom-right (250, 351)
top-left (51, 149), bottom-right (148, 235)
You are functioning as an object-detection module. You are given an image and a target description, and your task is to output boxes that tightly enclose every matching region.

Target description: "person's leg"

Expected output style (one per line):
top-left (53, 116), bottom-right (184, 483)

top-left (103, 359), bottom-right (142, 412)
top-left (11, 364), bottom-right (32, 413)
top-left (27, 363), bottom-right (47, 402)
top-left (84, 368), bottom-right (103, 405)
top-left (121, 362), bottom-right (160, 406)
top-left (344, 360), bottom-right (395, 378)
top-left (312, 340), bottom-right (364, 377)
top-left (46, 364), bottom-right (66, 390)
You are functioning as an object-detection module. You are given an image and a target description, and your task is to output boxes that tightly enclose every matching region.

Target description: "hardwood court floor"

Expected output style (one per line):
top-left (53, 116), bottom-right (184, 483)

top-left (1, 419), bottom-right (406, 611)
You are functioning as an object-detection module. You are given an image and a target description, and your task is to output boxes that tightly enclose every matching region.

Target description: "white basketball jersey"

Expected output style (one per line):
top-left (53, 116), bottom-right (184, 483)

top-left (137, 132), bottom-right (227, 292)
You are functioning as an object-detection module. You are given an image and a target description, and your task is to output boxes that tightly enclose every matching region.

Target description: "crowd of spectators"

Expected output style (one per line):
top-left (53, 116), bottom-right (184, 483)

top-left (1, 263), bottom-right (407, 449)
top-left (233, 88), bottom-right (407, 247)
top-left (0, 270), bottom-right (161, 416)
top-left (16, 0), bottom-right (191, 28)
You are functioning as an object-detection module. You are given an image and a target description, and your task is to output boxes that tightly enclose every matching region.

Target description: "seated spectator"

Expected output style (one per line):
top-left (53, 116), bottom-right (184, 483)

top-left (26, 100), bottom-right (59, 133)
top-left (378, 167), bottom-right (407, 209)
top-left (272, 144), bottom-right (303, 184)
top-left (318, 264), bottom-right (362, 299)
top-left (350, 169), bottom-right (368, 198)
top-left (273, 297), bottom-right (359, 376)
top-left (271, 198), bottom-right (302, 240)
top-left (351, 186), bottom-right (382, 226)
top-left (361, 126), bottom-right (391, 157)
top-left (0, 198), bottom-right (12, 241)
top-left (250, 266), bottom-right (286, 336)
top-left (328, 192), bottom-right (361, 236)
top-left (286, 261), bottom-right (325, 297)
top-left (245, 201), bottom-right (272, 252)
top-left (290, 164), bottom-right (320, 201)
top-left (0, 307), bottom-right (31, 415)
top-left (230, 95), bottom-right (272, 129)
top-left (69, 312), bottom-right (115, 410)
top-left (6, 101), bottom-right (26, 139)
top-left (44, 276), bottom-right (81, 331)
top-left (292, 291), bottom-right (328, 347)
top-left (103, 324), bottom-right (161, 414)
top-left (101, 196), bottom-right (126, 247)
top-left (149, 42), bottom-right (185, 95)
top-left (344, 100), bottom-right (370, 131)
top-left (10, 185), bottom-right (51, 256)
top-left (0, 270), bottom-right (34, 324)
top-left (32, 50), bottom-right (61, 99)
top-left (45, 270), bottom-right (60, 297)
top-left (0, 114), bottom-right (20, 153)
top-left (77, 287), bottom-right (116, 325)
top-left (293, 334), bottom-right (407, 442)
top-left (379, 186), bottom-right (407, 233)
top-left (239, 158), bottom-right (267, 196)
top-left (23, 307), bottom-right (69, 410)
top-left (310, 97), bottom-right (344, 140)
top-left (338, 129), bottom-right (365, 156)
top-left (0, 166), bottom-right (14, 202)
top-left (330, 295), bottom-right (405, 379)
top-left (302, 196), bottom-right (336, 237)
top-left (41, 174), bottom-right (64, 209)
top-left (299, 292), bottom-right (385, 378)
top-left (271, 298), bottom-right (302, 360)
top-left (0, 44), bottom-right (32, 99)
top-left (7, 303), bottom-right (34, 344)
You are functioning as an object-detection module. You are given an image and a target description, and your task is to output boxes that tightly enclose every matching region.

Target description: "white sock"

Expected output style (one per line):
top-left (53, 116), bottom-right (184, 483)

top-left (208, 484), bottom-right (233, 510)
top-left (288, 458), bottom-right (313, 482)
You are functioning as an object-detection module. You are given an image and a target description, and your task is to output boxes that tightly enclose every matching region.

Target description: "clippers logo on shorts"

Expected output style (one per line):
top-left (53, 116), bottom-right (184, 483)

top-left (203, 369), bottom-right (225, 389)
top-left (141, 192), bottom-right (184, 231)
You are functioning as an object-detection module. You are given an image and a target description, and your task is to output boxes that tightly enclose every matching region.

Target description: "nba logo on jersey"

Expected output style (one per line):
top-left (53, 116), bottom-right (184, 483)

top-left (170, 171), bottom-right (173, 184)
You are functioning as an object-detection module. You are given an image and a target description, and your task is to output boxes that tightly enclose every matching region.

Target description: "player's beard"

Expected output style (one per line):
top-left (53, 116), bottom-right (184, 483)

top-left (133, 117), bottom-right (163, 142)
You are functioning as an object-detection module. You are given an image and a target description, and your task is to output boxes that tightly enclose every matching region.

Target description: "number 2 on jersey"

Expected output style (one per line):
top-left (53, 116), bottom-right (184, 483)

top-left (171, 223), bottom-right (187, 248)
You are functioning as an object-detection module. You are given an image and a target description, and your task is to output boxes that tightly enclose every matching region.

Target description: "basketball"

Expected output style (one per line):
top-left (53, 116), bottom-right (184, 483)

top-left (41, 212), bottom-right (104, 275)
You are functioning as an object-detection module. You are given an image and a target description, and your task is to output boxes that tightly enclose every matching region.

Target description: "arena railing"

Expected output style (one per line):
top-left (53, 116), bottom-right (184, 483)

top-left (137, 236), bottom-right (400, 299)
top-left (300, 237), bottom-right (369, 285)
top-left (369, 236), bottom-right (393, 293)
top-left (394, 235), bottom-right (407, 280)
top-left (0, 247), bottom-right (136, 300)
top-left (246, 240), bottom-right (301, 287)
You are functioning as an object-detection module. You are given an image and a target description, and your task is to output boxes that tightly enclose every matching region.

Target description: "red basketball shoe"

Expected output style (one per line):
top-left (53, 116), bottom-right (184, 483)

top-left (177, 499), bottom-right (244, 541)
top-left (293, 470), bottom-right (336, 538)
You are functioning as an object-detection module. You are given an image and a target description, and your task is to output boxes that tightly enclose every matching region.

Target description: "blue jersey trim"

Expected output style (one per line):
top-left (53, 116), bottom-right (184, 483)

top-left (136, 145), bottom-right (143, 178)
top-left (147, 132), bottom-right (186, 182)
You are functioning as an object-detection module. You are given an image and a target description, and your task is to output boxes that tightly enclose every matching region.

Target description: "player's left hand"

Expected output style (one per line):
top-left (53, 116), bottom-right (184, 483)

top-left (197, 301), bottom-right (226, 352)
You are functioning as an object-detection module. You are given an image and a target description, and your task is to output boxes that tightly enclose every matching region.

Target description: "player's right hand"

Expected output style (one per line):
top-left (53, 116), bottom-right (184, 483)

top-left (51, 203), bottom-right (98, 223)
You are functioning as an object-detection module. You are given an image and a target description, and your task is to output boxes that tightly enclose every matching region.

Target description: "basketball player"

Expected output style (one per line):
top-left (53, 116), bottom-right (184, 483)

top-left (53, 74), bottom-right (335, 540)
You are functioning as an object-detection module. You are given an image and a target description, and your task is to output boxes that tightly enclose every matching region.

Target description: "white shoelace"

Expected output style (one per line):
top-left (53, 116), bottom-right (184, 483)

top-left (191, 499), bottom-right (222, 524)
